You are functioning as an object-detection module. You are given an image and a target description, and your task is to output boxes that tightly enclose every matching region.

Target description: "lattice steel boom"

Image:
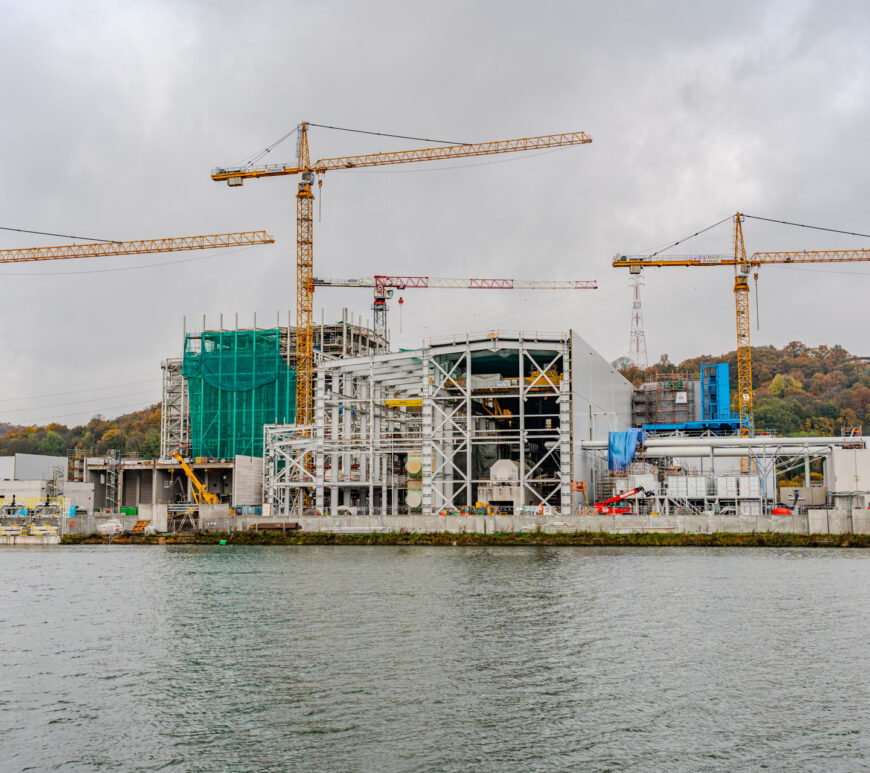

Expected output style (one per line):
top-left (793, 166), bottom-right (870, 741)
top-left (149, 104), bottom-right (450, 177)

top-left (313, 274), bottom-right (598, 344)
top-left (0, 231), bottom-right (274, 263)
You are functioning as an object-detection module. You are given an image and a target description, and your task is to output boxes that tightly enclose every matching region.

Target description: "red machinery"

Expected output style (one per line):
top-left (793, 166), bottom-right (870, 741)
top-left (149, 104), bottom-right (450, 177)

top-left (594, 487), bottom-right (655, 515)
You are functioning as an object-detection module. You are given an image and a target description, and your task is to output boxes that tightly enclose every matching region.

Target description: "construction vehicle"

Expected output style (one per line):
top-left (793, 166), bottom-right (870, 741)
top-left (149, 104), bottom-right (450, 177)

top-left (212, 122), bottom-right (593, 428)
top-left (313, 275), bottom-right (597, 347)
top-left (171, 452), bottom-right (219, 505)
top-left (613, 212), bottom-right (870, 470)
top-left (457, 503), bottom-right (494, 516)
top-left (594, 487), bottom-right (655, 515)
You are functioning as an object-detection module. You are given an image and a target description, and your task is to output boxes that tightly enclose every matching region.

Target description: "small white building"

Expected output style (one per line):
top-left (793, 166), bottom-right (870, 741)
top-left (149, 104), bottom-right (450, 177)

top-left (0, 453), bottom-right (68, 481)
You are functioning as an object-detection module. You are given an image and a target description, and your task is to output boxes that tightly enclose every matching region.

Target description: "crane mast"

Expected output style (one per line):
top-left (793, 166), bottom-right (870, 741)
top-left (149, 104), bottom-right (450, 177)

top-left (732, 213), bottom-right (754, 443)
top-left (213, 123), bottom-right (593, 428)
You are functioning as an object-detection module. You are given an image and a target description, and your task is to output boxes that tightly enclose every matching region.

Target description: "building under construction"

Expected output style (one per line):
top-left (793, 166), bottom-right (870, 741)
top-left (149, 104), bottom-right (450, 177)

top-left (261, 329), bottom-right (632, 516)
top-left (153, 319), bottom-right (634, 516)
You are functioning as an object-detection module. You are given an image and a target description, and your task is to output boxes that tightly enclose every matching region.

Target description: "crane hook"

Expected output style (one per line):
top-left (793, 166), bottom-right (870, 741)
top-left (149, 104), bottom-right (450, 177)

top-left (317, 177), bottom-right (323, 222)
top-left (753, 272), bottom-right (759, 330)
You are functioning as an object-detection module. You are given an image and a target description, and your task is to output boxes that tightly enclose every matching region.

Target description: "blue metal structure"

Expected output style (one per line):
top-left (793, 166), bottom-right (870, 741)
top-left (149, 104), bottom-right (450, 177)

top-left (701, 363), bottom-right (736, 422)
top-left (642, 362), bottom-right (740, 435)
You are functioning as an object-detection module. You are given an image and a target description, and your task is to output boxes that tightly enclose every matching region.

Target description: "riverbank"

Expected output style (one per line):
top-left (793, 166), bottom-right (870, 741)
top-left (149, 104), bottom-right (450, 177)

top-left (60, 531), bottom-right (870, 548)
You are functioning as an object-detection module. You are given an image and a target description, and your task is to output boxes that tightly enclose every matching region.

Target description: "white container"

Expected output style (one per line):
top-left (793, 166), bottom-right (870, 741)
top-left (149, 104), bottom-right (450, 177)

top-left (739, 501), bottom-right (761, 516)
top-left (686, 476), bottom-right (707, 498)
top-left (716, 476), bottom-right (739, 498)
top-left (667, 476), bottom-right (687, 497)
top-left (739, 476), bottom-right (761, 498)
top-left (628, 474), bottom-right (658, 494)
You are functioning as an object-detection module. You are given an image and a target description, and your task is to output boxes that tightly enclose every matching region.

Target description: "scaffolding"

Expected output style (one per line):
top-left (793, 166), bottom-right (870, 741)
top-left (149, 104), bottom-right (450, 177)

top-left (104, 450), bottom-right (120, 512)
top-left (632, 373), bottom-right (700, 426)
top-left (183, 329), bottom-right (296, 459)
top-left (264, 332), bottom-right (572, 517)
top-left (159, 312), bottom-right (384, 463)
top-left (160, 358), bottom-right (189, 459)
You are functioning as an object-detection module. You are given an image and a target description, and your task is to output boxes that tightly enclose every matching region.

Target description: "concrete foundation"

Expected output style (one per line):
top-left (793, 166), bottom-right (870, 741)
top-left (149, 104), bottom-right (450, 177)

top-left (0, 534), bottom-right (61, 545)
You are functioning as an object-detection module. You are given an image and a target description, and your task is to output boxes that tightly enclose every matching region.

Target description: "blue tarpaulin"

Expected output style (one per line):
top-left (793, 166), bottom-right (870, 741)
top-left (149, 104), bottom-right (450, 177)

top-left (608, 429), bottom-right (644, 471)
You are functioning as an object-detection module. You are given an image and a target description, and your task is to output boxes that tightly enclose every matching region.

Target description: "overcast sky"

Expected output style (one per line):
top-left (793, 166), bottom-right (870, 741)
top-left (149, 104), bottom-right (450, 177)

top-left (1, 0), bottom-right (869, 425)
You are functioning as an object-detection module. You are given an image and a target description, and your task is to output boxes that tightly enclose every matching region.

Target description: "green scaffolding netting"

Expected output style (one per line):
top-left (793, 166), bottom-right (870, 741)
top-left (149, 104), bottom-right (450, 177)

top-left (182, 329), bottom-right (295, 459)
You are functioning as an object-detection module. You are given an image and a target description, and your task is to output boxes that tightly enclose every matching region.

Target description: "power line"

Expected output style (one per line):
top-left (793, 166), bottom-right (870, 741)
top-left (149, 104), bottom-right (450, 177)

top-left (0, 378), bottom-right (158, 403)
top-left (0, 225), bottom-right (115, 242)
top-left (0, 389), bottom-right (158, 415)
top-left (16, 399), bottom-right (160, 424)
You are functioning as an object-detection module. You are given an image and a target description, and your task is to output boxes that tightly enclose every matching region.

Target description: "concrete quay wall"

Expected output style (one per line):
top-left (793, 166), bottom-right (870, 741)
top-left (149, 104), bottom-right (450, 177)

top-left (0, 534), bottom-right (61, 545)
top-left (203, 509), bottom-right (870, 536)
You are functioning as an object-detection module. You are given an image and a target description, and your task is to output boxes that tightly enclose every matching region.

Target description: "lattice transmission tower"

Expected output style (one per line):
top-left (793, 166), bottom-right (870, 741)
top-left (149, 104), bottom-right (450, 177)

top-left (628, 275), bottom-right (648, 369)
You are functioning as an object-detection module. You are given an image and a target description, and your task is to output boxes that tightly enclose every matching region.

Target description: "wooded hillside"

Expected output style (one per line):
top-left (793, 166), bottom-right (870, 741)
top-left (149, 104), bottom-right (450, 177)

top-left (0, 404), bottom-right (160, 458)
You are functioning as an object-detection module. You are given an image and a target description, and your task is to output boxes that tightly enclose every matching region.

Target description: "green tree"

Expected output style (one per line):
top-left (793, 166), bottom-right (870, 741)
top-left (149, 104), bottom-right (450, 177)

top-left (769, 373), bottom-right (802, 397)
top-left (37, 430), bottom-right (67, 456)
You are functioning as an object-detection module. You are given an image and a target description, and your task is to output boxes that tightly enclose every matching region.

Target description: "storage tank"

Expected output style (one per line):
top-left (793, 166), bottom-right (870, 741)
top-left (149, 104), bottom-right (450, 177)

top-left (406, 456), bottom-right (422, 478)
top-left (489, 459), bottom-right (519, 482)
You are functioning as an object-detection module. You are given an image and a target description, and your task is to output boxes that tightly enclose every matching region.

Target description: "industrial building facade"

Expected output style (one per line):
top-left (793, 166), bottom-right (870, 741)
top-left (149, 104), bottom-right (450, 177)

top-left (262, 330), bottom-right (633, 517)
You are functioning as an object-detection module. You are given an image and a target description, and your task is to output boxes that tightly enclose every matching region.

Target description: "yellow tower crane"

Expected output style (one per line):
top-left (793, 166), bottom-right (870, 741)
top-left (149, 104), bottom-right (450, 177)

top-left (613, 212), bottom-right (870, 461)
top-left (211, 123), bottom-right (593, 427)
top-left (0, 230), bottom-right (274, 263)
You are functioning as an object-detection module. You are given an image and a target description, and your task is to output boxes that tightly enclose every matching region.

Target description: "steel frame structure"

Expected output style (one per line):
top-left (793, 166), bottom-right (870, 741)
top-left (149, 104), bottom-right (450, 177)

top-left (263, 332), bottom-right (572, 516)
top-left (160, 358), bottom-right (189, 459)
top-left (578, 432), bottom-right (867, 514)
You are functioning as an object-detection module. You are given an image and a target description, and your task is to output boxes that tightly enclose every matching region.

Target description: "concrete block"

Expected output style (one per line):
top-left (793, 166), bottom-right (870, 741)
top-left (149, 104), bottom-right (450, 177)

top-left (807, 510), bottom-right (830, 534)
top-left (851, 512), bottom-right (870, 534)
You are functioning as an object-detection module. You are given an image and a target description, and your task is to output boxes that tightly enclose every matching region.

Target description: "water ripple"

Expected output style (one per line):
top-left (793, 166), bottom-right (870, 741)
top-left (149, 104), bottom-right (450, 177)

top-left (1, 545), bottom-right (870, 771)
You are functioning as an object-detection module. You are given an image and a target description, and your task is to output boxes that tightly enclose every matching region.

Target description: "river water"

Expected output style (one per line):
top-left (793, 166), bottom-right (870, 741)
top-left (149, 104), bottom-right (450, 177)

top-left (2, 545), bottom-right (869, 771)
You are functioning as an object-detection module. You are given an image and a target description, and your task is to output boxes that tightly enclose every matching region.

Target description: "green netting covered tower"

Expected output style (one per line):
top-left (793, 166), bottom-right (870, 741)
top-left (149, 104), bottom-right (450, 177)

top-left (182, 329), bottom-right (295, 458)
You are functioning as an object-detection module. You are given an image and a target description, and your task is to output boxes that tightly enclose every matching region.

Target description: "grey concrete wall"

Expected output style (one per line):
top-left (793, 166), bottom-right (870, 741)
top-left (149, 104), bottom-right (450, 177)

top-left (0, 456), bottom-right (15, 480)
top-left (62, 481), bottom-right (95, 512)
top-left (570, 331), bottom-right (633, 444)
top-left (0, 480), bottom-right (48, 500)
top-left (14, 453), bottom-right (68, 481)
top-left (0, 534), bottom-right (60, 545)
top-left (232, 456), bottom-right (263, 506)
top-left (570, 331), bottom-right (633, 492)
top-left (195, 511), bottom-right (870, 535)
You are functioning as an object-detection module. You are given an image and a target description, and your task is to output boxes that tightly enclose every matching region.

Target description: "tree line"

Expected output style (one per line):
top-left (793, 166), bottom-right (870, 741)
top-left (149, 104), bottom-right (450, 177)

top-left (0, 404), bottom-right (161, 458)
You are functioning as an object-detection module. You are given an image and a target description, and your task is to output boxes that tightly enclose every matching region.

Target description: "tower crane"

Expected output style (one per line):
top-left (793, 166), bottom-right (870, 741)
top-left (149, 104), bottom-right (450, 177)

top-left (212, 123), bottom-right (593, 427)
top-left (312, 274), bottom-right (598, 346)
top-left (613, 212), bottom-right (870, 460)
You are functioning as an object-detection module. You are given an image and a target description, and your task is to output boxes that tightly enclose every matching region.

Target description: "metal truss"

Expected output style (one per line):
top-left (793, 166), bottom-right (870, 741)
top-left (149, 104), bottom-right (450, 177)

top-left (160, 358), bottom-right (189, 459)
top-left (261, 332), bottom-right (573, 516)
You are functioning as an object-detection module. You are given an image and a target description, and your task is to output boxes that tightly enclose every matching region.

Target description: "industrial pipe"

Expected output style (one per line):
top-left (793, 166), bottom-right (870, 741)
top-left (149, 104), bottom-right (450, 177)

top-left (639, 446), bottom-right (836, 458)
top-left (578, 436), bottom-right (865, 450)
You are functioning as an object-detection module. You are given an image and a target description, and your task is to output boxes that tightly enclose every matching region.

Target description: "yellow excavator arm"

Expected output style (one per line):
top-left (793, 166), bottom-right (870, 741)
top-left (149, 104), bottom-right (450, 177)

top-left (171, 452), bottom-right (219, 505)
